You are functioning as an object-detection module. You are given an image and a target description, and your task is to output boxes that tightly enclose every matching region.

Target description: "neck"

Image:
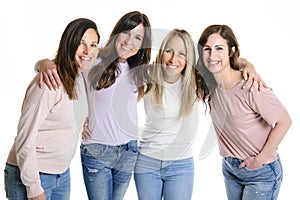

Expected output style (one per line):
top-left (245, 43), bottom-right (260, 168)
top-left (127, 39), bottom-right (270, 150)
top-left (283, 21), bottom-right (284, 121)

top-left (214, 68), bottom-right (242, 90)
top-left (163, 74), bottom-right (181, 84)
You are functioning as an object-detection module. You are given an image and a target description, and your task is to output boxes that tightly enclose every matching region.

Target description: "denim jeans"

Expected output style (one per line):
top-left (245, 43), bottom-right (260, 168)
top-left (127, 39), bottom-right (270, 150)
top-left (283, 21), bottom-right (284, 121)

top-left (4, 163), bottom-right (70, 200)
top-left (222, 156), bottom-right (283, 200)
top-left (80, 140), bottom-right (138, 200)
top-left (134, 153), bottom-right (194, 200)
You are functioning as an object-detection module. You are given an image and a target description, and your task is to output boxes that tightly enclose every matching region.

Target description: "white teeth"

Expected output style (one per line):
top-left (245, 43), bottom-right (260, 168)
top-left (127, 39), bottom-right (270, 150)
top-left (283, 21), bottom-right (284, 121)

top-left (209, 61), bottom-right (218, 64)
top-left (81, 57), bottom-right (91, 61)
top-left (122, 45), bottom-right (131, 51)
top-left (168, 65), bottom-right (177, 69)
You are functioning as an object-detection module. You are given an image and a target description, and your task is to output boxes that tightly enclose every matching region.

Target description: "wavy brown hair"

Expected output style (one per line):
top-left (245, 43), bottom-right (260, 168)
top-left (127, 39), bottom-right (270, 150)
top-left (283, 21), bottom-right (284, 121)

top-left (196, 24), bottom-right (240, 111)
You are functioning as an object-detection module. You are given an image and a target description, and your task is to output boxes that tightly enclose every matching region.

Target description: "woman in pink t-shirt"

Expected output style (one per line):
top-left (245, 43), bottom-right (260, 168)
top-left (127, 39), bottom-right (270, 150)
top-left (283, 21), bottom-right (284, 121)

top-left (197, 24), bottom-right (292, 200)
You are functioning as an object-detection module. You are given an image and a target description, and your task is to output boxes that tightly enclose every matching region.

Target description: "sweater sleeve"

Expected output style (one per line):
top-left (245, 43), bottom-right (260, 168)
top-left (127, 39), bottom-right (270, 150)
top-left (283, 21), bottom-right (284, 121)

top-left (14, 76), bottom-right (61, 198)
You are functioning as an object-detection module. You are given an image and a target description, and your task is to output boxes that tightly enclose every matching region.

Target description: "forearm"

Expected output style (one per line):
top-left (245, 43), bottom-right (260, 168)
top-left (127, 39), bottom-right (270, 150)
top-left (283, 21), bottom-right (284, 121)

top-left (238, 58), bottom-right (256, 72)
top-left (258, 110), bottom-right (291, 162)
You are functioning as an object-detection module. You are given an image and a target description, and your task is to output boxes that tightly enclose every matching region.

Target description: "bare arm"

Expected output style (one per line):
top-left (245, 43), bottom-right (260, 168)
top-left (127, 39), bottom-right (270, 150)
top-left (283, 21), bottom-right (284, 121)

top-left (238, 58), bottom-right (267, 91)
top-left (36, 59), bottom-right (61, 90)
top-left (239, 110), bottom-right (292, 170)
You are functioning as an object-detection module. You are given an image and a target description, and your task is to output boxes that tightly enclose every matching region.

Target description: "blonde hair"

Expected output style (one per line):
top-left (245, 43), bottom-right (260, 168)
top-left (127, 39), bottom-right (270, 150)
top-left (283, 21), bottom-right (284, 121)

top-left (148, 29), bottom-right (197, 118)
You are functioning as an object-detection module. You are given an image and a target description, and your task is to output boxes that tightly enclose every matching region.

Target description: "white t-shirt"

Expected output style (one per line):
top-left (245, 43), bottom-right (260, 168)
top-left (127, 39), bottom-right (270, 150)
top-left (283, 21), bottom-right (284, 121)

top-left (82, 61), bottom-right (138, 146)
top-left (139, 77), bottom-right (199, 160)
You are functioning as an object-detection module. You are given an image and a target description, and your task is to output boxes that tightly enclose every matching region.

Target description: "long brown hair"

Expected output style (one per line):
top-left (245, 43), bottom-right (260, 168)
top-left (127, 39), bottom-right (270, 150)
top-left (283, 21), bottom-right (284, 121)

top-left (88, 11), bottom-right (152, 92)
top-left (54, 18), bottom-right (100, 99)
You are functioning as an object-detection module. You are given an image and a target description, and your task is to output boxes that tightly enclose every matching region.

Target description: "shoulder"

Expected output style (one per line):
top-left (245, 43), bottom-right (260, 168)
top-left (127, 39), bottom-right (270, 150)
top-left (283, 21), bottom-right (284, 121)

top-left (24, 75), bottom-right (64, 104)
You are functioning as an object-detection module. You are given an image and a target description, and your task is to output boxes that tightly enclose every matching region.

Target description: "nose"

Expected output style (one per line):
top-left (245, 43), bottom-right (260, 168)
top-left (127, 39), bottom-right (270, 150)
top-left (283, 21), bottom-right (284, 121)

top-left (169, 52), bottom-right (180, 63)
top-left (82, 44), bottom-right (90, 54)
top-left (209, 49), bottom-right (217, 58)
top-left (124, 33), bottom-right (134, 45)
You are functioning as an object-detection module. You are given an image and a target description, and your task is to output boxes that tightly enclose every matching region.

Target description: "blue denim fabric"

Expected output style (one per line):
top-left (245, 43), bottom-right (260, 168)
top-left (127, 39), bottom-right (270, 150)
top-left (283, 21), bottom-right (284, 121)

top-left (39, 168), bottom-right (70, 200)
top-left (80, 140), bottom-right (138, 200)
top-left (4, 163), bottom-right (26, 200)
top-left (4, 163), bottom-right (70, 200)
top-left (134, 153), bottom-right (194, 200)
top-left (222, 156), bottom-right (283, 200)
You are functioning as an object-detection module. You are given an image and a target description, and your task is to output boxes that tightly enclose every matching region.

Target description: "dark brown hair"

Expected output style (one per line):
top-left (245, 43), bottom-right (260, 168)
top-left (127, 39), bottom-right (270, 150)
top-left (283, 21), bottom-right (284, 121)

top-left (196, 24), bottom-right (240, 111)
top-left (54, 18), bottom-right (100, 99)
top-left (88, 11), bottom-right (152, 91)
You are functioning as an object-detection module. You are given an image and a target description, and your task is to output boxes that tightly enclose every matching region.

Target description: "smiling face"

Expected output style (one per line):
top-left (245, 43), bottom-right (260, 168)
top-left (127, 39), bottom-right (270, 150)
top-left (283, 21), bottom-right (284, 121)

top-left (115, 23), bottom-right (145, 63)
top-left (162, 35), bottom-right (187, 83)
top-left (202, 33), bottom-right (231, 74)
top-left (75, 28), bottom-right (99, 71)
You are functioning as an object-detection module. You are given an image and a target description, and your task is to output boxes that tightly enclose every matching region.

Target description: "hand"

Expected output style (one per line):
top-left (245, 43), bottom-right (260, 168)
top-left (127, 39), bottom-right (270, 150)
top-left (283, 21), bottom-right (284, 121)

top-left (28, 192), bottom-right (46, 200)
top-left (238, 156), bottom-right (264, 170)
top-left (242, 69), bottom-right (267, 91)
top-left (238, 58), bottom-right (268, 91)
top-left (82, 117), bottom-right (91, 140)
top-left (37, 59), bottom-right (61, 90)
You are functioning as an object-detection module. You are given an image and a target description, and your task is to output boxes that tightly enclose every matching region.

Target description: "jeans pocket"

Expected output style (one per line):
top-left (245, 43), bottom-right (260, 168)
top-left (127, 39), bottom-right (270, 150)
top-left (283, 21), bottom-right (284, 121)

top-left (81, 144), bottom-right (107, 159)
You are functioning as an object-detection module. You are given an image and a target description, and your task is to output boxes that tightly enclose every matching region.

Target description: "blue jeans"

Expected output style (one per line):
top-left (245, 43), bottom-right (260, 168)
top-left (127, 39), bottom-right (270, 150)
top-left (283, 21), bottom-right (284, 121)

top-left (134, 153), bottom-right (194, 200)
top-left (80, 140), bottom-right (138, 200)
top-left (222, 156), bottom-right (283, 200)
top-left (4, 163), bottom-right (70, 200)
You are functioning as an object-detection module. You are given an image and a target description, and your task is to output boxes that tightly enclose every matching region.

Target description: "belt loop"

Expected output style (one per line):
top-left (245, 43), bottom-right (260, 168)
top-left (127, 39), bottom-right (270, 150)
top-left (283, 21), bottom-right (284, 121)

top-left (127, 141), bottom-right (130, 150)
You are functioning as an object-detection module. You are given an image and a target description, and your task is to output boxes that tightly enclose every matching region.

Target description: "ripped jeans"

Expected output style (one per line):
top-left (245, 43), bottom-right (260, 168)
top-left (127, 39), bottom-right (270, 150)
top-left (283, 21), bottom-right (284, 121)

top-left (222, 155), bottom-right (283, 200)
top-left (80, 141), bottom-right (138, 200)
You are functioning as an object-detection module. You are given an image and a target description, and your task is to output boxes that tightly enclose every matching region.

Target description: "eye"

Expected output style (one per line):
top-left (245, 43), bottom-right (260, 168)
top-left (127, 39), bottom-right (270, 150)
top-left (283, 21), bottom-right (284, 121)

top-left (203, 47), bottom-right (210, 51)
top-left (91, 43), bottom-right (98, 48)
top-left (178, 51), bottom-right (186, 58)
top-left (135, 35), bottom-right (143, 41)
top-left (164, 48), bottom-right (173, 54)
top-left (216, 47), bottom-right (224, 51)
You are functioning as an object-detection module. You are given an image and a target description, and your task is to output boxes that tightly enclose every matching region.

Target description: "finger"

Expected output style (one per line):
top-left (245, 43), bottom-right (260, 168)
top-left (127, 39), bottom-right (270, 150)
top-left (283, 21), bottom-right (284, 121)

top-left (38, 72), bottom-right (44, 89)
top-left (82, 128), bottom-right (91, 140)
top-left (258, 80), bottom-right (263, 91)
top-left (250, 80), bottom-right (258, 92)
top-left (46, 70), bottom-right (58, 90)
top-left (238, 162), bottom-right (246, 168)
top-left (42, 72), bottom-right (53, 90)
top-left (242, 69), bottom-right (248, 81)
top-left (49, 75), bottom-right (58, 90)
top-left (52, 71), bottom-right (62, 88)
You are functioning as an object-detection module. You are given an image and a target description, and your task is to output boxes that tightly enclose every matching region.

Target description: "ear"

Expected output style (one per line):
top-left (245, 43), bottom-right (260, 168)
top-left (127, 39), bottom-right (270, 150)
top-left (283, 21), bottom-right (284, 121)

top-left (230, 46), bottom-right (235, 56)
top-left (232, 46), bottom-right (235, 53)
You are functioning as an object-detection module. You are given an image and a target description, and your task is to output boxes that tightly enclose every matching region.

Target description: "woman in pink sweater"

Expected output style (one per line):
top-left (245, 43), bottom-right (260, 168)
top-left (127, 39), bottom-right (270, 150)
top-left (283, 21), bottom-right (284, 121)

top-left (4, 18), bottom-right (100, 200)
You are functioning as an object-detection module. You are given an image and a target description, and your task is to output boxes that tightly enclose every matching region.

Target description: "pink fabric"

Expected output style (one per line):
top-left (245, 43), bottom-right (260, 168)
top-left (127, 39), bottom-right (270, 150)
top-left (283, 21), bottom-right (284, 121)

top-left (211, 80), bottom-right (286, 160)
top-left (6, 75), bottom-right (78, 197)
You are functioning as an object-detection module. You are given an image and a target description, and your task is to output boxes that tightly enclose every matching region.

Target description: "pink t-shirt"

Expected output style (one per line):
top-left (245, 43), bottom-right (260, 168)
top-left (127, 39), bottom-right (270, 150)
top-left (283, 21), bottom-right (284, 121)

top-left (211, 80), bottom-right (286, 160)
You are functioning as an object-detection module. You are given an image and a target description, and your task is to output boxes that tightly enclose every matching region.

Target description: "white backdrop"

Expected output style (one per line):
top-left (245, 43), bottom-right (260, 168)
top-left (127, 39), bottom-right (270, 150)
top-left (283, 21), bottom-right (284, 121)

top-left (1, 0), bottom-right (299, 199)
